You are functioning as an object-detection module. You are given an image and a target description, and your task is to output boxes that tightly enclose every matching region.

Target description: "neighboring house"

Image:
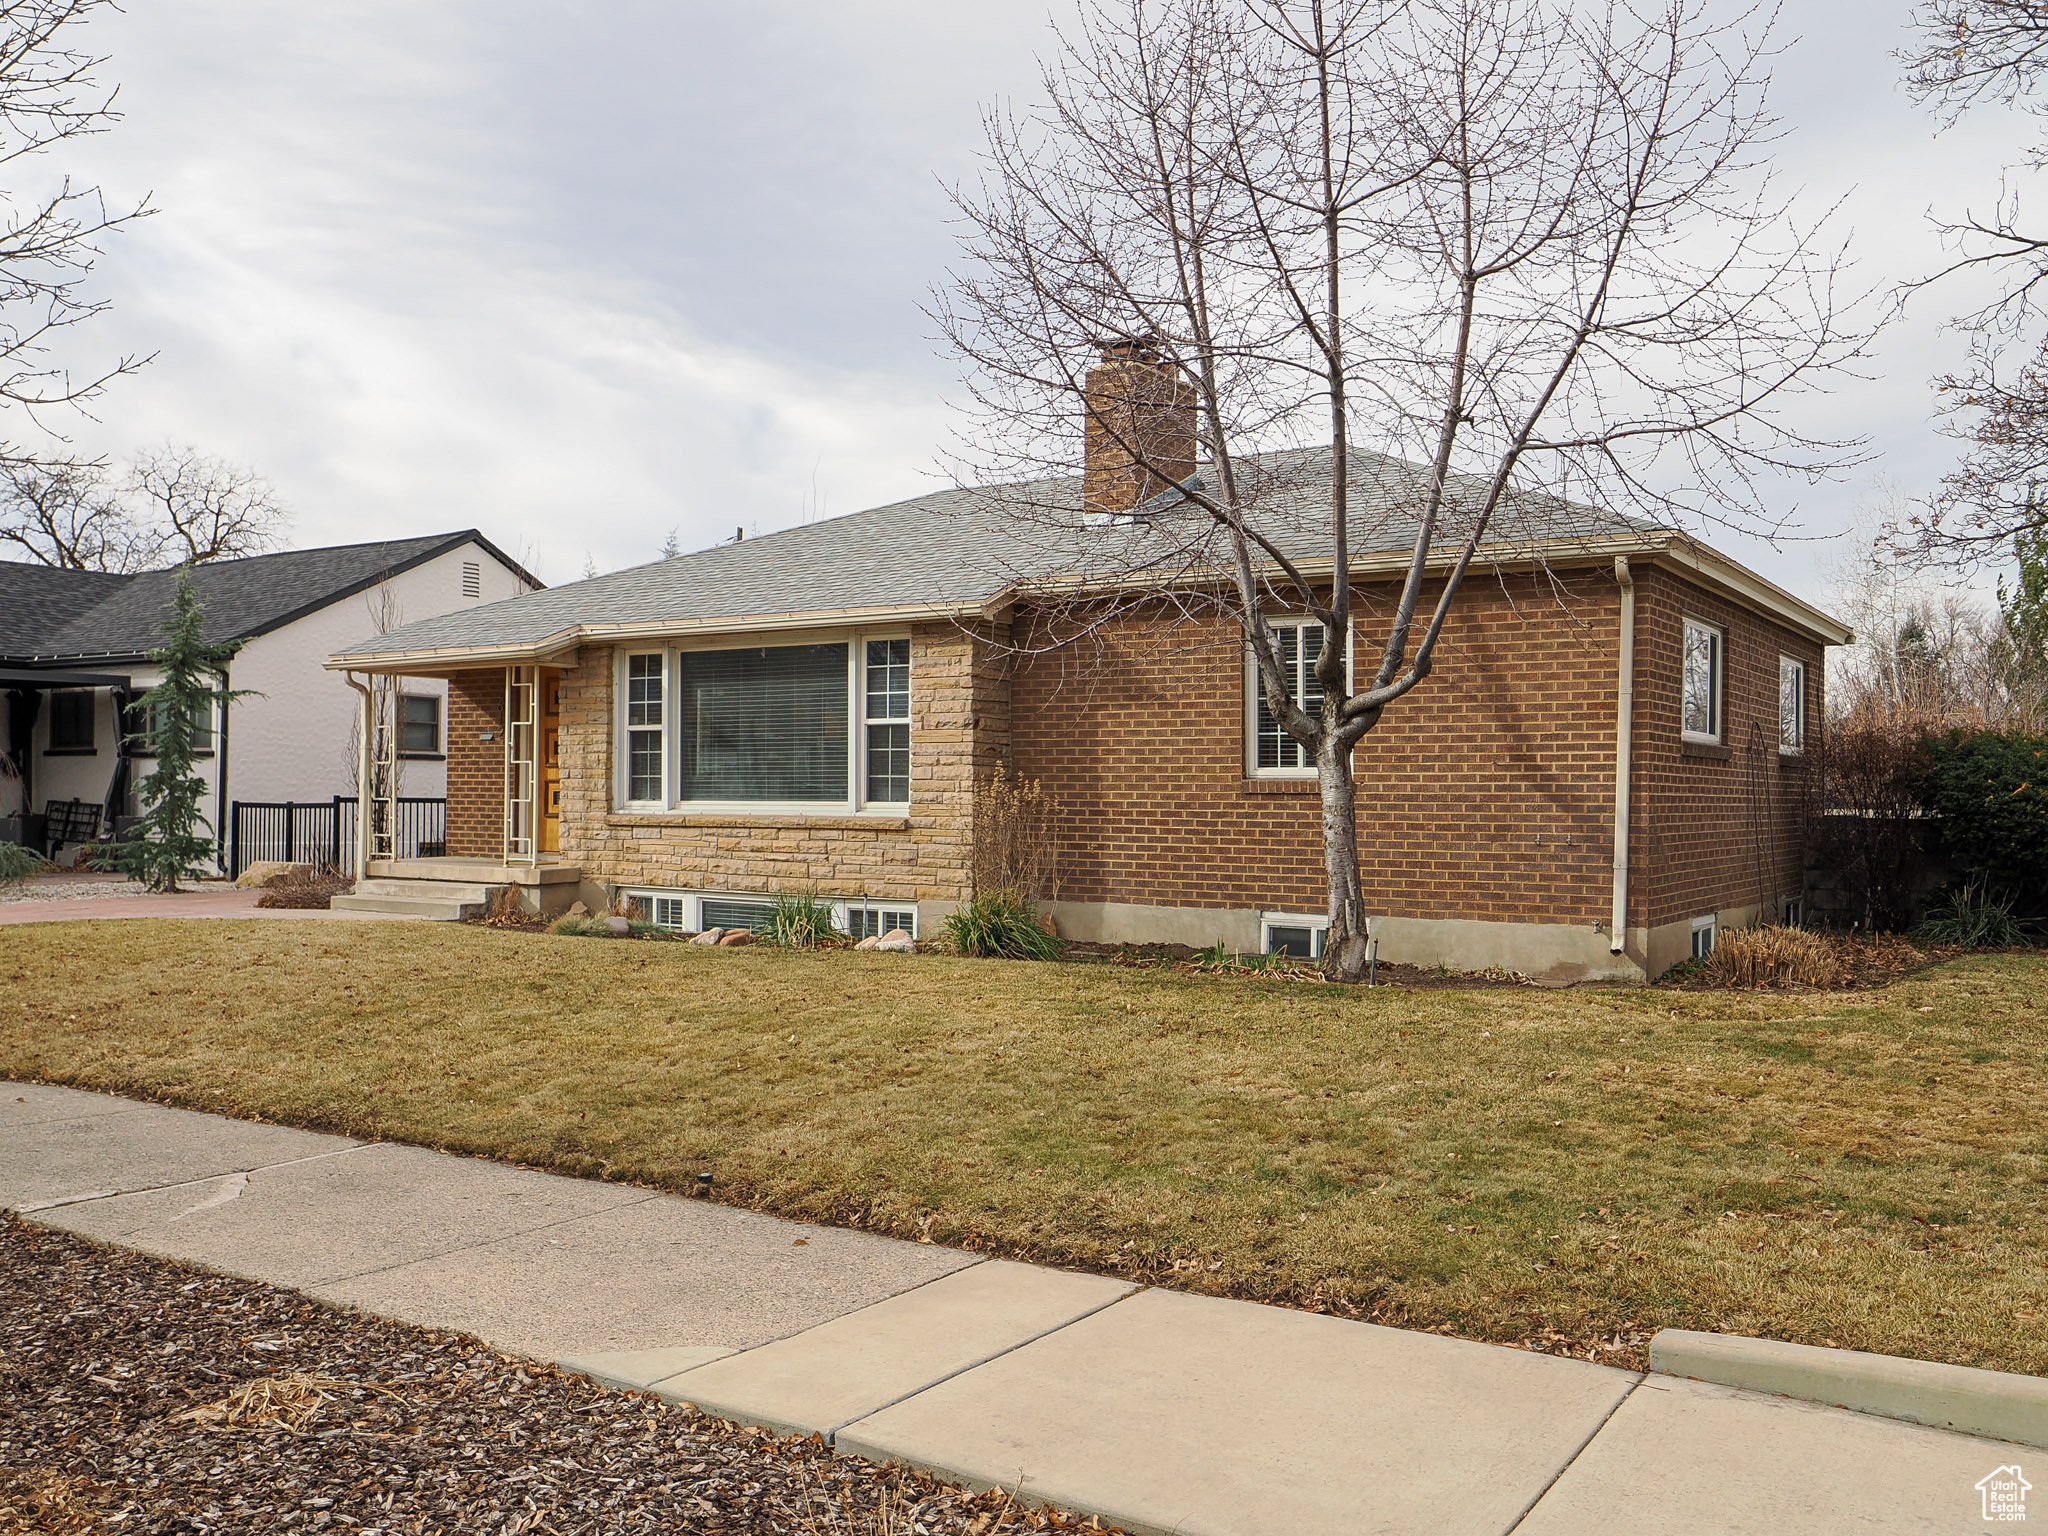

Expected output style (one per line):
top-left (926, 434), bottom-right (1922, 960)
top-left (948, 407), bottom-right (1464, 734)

top-left (327, 359), bottom-right (1848, 981)
top-left (1, 532), bottom-right (538, 868)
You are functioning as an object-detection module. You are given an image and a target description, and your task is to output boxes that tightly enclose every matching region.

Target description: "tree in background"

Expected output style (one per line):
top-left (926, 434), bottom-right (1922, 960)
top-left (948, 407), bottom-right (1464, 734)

top-left (1896, 3), bottom-right (2048, 569)
top-left (2000, 522), bottom-right (2048, 720)
top-left (1, 445), bottom-right (289, 570)
top-left (0, 0), bottom-right (152, 484)
top-left (98, 571), bottom-right (246, 891)
top-left (940, 0), bottom-right (1870, 979)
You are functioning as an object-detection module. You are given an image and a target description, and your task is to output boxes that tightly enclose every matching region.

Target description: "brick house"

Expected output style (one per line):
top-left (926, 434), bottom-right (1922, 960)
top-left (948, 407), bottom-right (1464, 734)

top-left (327, 375), bottom-right (1847, 980)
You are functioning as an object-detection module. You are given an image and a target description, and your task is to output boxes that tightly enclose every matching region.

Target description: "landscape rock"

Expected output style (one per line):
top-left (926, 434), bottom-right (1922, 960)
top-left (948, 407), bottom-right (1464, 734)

top-left (567, 900), bottom-right (589, 917)
top-left (690, 927), bottom-right (725, 946)
top-left (605, 915), bottom-right (631, 936)
top-left (853, 934), bottom-right (881, 951)
top-left (875, 929), bottom-right (916, 953)
top-left (234, 861), bottom-right (309, 890)
top-left (719, 929), bottom-right (755, 946)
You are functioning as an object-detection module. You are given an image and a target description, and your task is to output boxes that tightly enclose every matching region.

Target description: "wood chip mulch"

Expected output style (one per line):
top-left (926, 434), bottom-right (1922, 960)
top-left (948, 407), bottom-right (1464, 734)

top-left (0, 1215), bottom-right (1117, 1535)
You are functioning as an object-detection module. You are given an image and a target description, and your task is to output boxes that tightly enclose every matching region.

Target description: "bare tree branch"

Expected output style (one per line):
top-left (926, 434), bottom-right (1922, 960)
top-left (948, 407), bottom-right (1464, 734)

top-left (936, 0), bottom-right (1871, 979)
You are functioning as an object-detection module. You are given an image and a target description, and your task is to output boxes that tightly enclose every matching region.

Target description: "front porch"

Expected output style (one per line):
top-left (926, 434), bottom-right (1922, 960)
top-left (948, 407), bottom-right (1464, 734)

top-left (331, 856), bottom-right (584, 922)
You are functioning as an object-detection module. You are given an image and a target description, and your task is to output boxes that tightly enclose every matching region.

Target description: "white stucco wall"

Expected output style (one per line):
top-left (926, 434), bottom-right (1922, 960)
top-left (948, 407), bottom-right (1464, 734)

top-left (14, 538), bottom-right (530, 866)
top-left (224, 542), bottom-right (529, 805)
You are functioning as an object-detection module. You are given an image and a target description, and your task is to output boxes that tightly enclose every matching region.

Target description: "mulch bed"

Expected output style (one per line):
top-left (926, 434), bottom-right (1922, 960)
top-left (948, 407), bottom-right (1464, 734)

top-left (0, 1216), bottom-right (1114, 1535)
top-left (1060, 940), bottom-right (1523, 987)
top-left (254, 870), bottom-right (356, 912)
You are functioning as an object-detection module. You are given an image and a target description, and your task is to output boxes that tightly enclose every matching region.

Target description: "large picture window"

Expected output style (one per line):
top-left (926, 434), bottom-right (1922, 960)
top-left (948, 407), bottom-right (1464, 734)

top-left (676, 643), bottom-right (849, 802)
top-left (620, 636), bottom-right (912, 810)
top-left (1681, 618), bottom-right (1723, 743)
top-left (864, 638), bottom-right (910, 804)
top-left (625, 652), bottom-right (666, 804)
top-left (1252, 619), bottom-right (1326, 773)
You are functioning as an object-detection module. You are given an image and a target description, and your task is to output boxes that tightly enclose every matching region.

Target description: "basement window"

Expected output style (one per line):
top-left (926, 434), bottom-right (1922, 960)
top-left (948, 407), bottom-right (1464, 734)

top-left (1262, 913), bottom-right (1327, 959)
top-left (1690, 914), bottom-right (1717, 959)
top-left (624, 889), bottom-right (916, 939)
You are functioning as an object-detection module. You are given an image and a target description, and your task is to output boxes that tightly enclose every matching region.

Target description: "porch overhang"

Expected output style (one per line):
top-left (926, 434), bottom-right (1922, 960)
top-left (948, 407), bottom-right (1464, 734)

top-left (0, 666), bottom-right (134, 689)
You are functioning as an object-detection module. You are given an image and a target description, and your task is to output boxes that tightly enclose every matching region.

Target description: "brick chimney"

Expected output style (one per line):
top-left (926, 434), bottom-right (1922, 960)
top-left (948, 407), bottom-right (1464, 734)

top-left (1083, 339), bottom-right (1197, 517)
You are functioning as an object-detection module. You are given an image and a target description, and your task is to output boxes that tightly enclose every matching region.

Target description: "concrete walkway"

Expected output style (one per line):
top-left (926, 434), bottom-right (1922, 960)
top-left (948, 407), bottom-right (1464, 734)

top-left (2, 1082), bottom-right (2023, 1535)
top-left (0, 888), bottom-right (424, 924)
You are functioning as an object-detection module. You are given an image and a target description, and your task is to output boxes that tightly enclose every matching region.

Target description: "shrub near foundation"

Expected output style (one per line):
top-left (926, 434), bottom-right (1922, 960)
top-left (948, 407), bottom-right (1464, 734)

top-left (943, 889), bottom-right (1064, 960)
top-left (1703, 925), bottom-right (1852, 989)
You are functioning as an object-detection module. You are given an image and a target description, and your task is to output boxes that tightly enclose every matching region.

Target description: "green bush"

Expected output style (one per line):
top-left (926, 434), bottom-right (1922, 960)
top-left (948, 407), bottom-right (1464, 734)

top-left (0, 842), bottom-right (51, 889)
top-left (765, 890), bottom-right (839, 948)
top-left (1914, 880), bottom-right (2032, 949)
top-left (1919, 730), bottom-right (2048, 921)
top-left (944, 889), bottom-right (1064, 960)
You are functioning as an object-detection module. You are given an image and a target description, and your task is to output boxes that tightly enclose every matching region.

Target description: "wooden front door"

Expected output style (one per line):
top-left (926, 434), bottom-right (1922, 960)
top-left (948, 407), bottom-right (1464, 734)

top-left (540, 671), bottom-right (561, 854)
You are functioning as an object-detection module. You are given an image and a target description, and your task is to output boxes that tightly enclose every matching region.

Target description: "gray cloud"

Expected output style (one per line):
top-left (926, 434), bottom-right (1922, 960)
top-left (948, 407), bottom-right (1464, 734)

top-left (24, 0), bottom-right (2042, 601)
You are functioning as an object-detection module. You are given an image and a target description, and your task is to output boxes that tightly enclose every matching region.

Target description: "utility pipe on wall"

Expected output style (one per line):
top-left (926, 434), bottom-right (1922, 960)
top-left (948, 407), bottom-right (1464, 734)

top-left (1610, 558), bottom-right (1635, 956)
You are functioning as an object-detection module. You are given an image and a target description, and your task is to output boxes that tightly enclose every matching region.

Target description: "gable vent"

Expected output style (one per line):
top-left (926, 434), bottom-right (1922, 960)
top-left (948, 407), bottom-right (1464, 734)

top-left (461, 560), bottom-right (481, 599)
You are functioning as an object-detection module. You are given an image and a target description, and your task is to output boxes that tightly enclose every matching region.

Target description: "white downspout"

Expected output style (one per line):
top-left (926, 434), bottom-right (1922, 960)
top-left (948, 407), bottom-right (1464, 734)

top-left (1610, 558), bottom-right (1635, 956)
top-left (344, 672), bottom-right (374, 876)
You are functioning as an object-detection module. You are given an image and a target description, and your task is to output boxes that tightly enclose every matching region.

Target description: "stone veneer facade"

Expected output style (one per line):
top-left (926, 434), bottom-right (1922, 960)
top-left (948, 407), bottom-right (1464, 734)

top-left (540, 620), bottom-right (1009, 913)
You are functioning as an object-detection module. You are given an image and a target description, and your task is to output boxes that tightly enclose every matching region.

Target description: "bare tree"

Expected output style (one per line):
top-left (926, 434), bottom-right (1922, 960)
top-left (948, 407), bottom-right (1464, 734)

top-left (1, 444), bottom-right (288, 569)
top-left (1895, 2), bottom-right (2048, 567)
top-left (124, 444), bottom-right (288, 564)
top-left (0, 453), bottom-right (143, 567)
top-left (0, 0), bottom-right (151, 474)
top-left (938, 0), bottom-right (1870, 980)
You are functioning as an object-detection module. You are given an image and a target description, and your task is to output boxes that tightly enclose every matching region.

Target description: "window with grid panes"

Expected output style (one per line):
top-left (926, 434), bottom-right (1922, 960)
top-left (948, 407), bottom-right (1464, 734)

top-left (864, 638), bottom-right (910, 803)
top-left (625, 653), bottom-right (666, 802)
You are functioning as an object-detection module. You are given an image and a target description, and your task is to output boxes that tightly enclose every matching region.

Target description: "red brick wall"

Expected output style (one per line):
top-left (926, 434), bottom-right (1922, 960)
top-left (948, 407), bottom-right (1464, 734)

top-left (1629, 566), bottom-right (1822, 929)
top-left (1009, 570), bottom-right (1627, 922)
top-left (445, 671), bottom-right (505, 859)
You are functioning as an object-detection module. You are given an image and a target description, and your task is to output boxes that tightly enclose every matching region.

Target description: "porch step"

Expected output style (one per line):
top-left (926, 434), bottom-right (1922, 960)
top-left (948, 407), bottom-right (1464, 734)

top-left (351, 878), bottom-right (498, 903)
top-left (331, 893), bottom-right (484, 922)
top-left (370, 858), bottom-right (580, 886)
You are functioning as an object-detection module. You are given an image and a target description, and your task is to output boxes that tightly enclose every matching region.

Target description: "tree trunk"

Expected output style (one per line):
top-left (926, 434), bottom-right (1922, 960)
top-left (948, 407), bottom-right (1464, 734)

top-left (1318, 735), bottom-right (1371, 981)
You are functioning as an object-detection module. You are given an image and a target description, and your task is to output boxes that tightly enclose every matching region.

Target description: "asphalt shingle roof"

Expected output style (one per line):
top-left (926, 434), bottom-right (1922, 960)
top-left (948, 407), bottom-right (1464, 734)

top-left (1, 532), bottom-right (515, 664)
top-left (338, 445), bottom-right (1656, 661)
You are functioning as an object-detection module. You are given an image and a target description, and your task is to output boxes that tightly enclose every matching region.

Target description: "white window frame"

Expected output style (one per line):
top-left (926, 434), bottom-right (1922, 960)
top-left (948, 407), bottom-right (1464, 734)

top-left (1681, 618), bottom-right (1724, 745)
top-left (859, 636), bottom-right (912, 807)
top-left (622, 887), bottom-right (916, 939)
top-left (1261, 911), bottom-right (1328, 959)
top-left (614, 631), bottom-right (911, 816)
top-left (1689, 914), bottom-right (1717, 959)
top-left (1778, 654), bottom-right (1805, 756)
top-left (618, 651), bottom-right (668, 809)
top-left (1245, 618), bottom-right (1350, 779)
top-left (1780, 893), bottom-right (1804, 928)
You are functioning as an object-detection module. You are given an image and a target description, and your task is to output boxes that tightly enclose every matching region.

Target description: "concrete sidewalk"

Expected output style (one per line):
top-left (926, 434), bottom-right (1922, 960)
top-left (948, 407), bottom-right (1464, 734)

top-left (3, 1082), bottom-right (2023, 1535)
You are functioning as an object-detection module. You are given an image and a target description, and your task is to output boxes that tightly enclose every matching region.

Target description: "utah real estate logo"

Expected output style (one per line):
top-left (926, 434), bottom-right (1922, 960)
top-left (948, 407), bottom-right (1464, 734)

top-left (1979, 1465), bottom-right (2030, 1524)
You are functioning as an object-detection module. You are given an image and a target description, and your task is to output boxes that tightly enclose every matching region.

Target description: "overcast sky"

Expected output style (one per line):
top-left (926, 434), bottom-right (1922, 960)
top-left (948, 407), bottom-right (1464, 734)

top-left (31, 0), bottom-right (2036, 600)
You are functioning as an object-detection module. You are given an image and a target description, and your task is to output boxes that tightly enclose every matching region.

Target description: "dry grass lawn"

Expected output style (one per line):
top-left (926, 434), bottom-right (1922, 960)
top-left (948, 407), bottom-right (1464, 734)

top-left (3, 920), bottom-right (2044, 1375)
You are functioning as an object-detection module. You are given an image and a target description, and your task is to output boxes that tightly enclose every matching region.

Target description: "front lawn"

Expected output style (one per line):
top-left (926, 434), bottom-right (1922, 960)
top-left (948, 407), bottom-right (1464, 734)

top-left (4, 922), bottom-right (2043, 1374)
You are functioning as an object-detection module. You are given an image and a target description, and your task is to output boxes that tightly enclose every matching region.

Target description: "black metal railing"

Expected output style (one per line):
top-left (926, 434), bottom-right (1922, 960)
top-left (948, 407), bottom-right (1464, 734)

top-left (229, 797), bottom-right (447, 878)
